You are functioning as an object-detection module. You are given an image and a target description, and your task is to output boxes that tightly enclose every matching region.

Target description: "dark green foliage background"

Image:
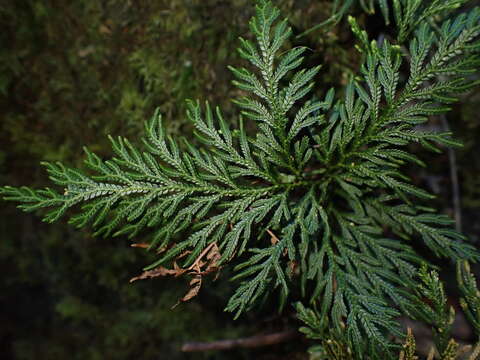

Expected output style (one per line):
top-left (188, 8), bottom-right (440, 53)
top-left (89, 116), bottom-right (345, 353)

top-left (1, 1), bottom-right (478, 359)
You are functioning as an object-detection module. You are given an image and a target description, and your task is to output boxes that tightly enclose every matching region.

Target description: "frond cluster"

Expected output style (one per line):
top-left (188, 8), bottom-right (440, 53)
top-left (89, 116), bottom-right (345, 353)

top-left (2, 0), bottom-right (480, 357)
top-left (300, 264), bottom-right (480, 359)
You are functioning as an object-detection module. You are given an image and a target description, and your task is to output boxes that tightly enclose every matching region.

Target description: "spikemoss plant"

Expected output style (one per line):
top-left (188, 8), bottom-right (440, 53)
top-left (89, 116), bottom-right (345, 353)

top-left (2, 0), bottom-right (480, 358)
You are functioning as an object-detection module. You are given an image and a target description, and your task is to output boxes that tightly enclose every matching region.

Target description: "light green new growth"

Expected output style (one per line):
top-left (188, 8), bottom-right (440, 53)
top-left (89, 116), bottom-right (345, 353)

top-left (2, 0), bottom-right (480, 357)
top-left (299, 0), bottom-right (472, 40)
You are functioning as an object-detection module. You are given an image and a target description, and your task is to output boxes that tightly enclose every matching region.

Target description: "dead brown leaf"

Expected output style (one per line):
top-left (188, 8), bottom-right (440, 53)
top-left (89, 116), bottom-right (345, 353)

top-left (130, 243), bottom-right (150, 249)
top-left (129, 265), bottom-right (186, 282)
top-left (174, 275), bottom-right (202, 307)
top-left (130, 242), bottom-right (222, 305)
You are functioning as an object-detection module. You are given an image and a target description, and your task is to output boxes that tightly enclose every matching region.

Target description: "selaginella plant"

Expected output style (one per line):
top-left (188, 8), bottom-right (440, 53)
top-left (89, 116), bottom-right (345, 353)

top-left (2, 0), bottom-right (480, 358)
top-left (298, 262), bottom-right (480, 359)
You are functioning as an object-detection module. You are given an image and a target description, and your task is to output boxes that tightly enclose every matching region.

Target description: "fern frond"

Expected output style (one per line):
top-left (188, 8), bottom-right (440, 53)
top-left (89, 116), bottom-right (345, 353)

top-left (457, 261), bottom-right (480, 337)
top-left (410, 265), bottom-right (456, 354)
top-left (2, 1), bottom-right (480, 357)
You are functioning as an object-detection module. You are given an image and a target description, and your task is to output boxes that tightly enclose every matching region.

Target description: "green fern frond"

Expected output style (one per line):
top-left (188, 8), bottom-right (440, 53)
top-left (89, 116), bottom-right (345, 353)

top-left (2, 0), bottom-right (480, 357)
top-left (411, 264), bottom-right (455, 354)
top-left (457, 261), bottom-right (480, 337)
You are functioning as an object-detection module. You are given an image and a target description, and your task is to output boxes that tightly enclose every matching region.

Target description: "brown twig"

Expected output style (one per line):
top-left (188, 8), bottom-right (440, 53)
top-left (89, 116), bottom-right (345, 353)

top-left (181, 329), bottom-right (299, 352)
top-left (266, 228), bottom-right (280, 245)
top-left (440, 114), bottom-right (462, 232)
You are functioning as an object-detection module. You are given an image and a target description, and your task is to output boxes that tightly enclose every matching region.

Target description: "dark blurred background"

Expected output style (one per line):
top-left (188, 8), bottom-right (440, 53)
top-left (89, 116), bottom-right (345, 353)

top-left (0, 1), bottom-right (479, 359)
